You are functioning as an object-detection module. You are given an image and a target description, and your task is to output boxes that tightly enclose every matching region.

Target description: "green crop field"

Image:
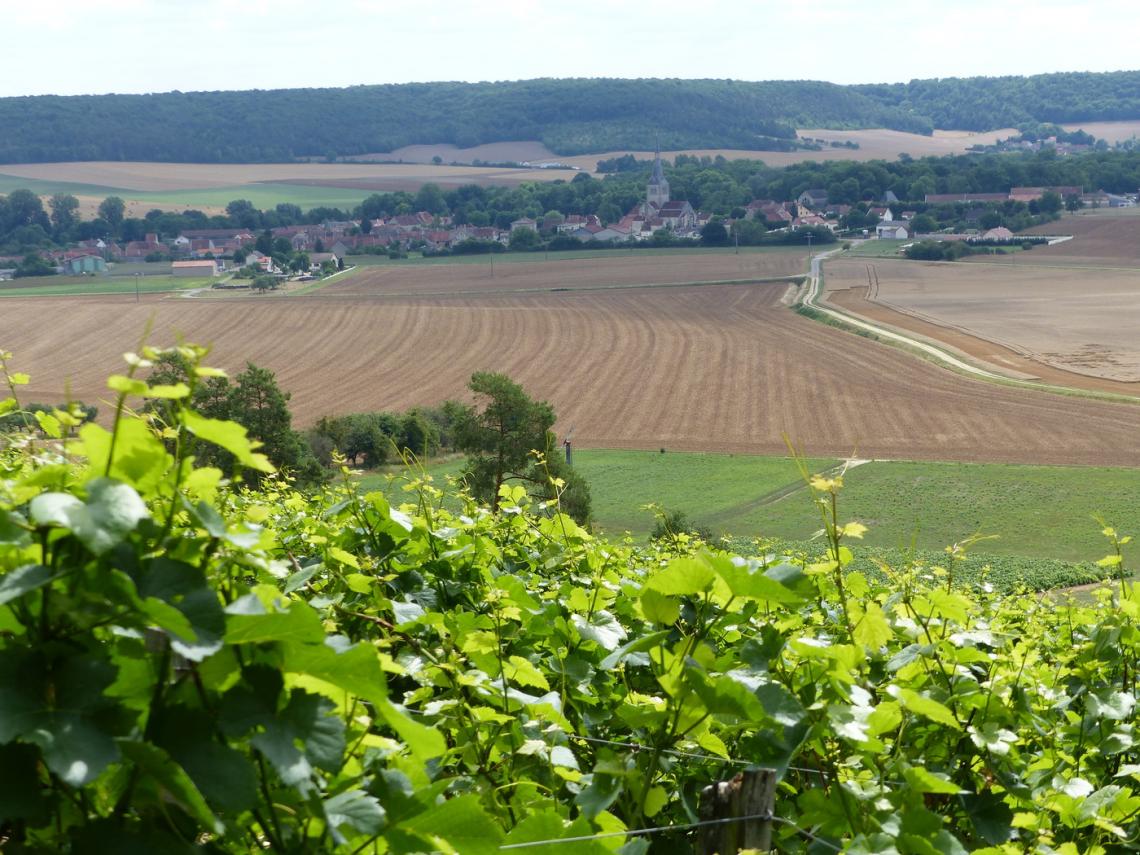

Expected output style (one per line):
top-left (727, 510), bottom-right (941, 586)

top-left (0, 274), bottom-right (218, 297)
top-left (749, 459), bottom-right (1140, 563)
top-left (361, 451), bottom-right (1139, 568)
top-left (840, 239), bottom-right (908, 257)
top-left (0, 172), bottom-right (381, 212)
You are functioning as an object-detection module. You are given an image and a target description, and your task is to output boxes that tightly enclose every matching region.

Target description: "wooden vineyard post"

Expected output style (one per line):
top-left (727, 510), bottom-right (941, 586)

top-left (696, 768), bottom-right (777, 854)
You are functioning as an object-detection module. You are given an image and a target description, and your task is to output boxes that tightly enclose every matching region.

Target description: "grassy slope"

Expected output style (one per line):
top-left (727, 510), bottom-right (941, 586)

top-left (0, 274), bottom-right (216, 297)
top-left (359, 450), bottom-right (1138, 568)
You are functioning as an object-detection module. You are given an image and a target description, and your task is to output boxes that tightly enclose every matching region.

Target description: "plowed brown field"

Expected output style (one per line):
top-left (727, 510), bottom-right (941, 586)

top-left (321, 251), bottom-right (808, 298)
top-left (2, 280), bottom-right (1138, 466)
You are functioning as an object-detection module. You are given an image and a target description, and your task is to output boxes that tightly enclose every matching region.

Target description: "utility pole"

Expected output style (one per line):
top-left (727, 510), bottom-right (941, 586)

top-left (489, 246), bottom-right (495, 278)
top-left (135, 272), bottom-right (140, 303)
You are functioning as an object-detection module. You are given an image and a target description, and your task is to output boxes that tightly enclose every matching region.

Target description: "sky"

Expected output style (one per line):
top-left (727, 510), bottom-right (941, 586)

top-left (3, 0), bottom-right (1139, 98)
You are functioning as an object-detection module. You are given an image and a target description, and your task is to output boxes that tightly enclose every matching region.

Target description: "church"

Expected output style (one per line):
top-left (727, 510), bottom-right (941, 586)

top-left (637, 142), bottom-right (697, 233)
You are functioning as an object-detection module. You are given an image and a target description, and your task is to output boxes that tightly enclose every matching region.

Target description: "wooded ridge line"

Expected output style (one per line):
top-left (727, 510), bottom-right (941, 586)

top-left (3, 72), bottom-right (1140, 163)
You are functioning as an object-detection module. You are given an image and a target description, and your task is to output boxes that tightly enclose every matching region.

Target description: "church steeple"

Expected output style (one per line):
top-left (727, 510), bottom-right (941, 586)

top-left (646, 134), bottom-right (670, 210)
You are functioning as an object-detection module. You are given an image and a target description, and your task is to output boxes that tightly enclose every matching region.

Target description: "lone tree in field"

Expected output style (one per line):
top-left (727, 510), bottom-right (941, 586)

top-left (454, 372), bottom-right (591, 525)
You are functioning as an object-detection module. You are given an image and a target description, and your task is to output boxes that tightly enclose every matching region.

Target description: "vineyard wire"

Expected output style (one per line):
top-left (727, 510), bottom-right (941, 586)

top-left (497, 811), bottom-right (842, 851)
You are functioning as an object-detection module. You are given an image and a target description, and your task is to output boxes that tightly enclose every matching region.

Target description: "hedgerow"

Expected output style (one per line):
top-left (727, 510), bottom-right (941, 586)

top-left (0, 346), bottom-right (1136, 853)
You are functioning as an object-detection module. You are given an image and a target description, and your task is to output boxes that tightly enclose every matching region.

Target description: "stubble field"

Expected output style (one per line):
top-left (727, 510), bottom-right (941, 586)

top-left (317, 249), bottom-right (808, 297)
top-left (2, 251), bottom-right (1138, 466)
top-left (1020, 208), bottom-right (1140, 267)
top-left (823, 257), bottom-right (1140, 386)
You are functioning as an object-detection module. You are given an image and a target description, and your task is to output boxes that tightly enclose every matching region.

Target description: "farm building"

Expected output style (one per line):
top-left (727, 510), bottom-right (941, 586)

top-left (60, 254), bottom-right (107, 275)
top-left (172, 260), bottom-right (219, 277)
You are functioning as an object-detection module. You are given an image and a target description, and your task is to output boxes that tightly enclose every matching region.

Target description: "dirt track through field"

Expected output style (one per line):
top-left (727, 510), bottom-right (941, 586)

top-left (2, 281), bottom-right (1138, 466)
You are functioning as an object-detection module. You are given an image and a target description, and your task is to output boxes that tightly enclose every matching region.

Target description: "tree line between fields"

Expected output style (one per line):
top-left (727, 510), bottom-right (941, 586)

top-left (1, 357), bottom-right (594, 525)
top-left (4, 71), bottom-right (1140, 161)
top-left (7, 146), bottom-right (1140, 267)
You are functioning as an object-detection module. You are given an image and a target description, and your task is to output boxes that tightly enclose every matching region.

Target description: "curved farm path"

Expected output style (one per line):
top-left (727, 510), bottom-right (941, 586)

top-left (2, 278), bottom-right (1140, 466)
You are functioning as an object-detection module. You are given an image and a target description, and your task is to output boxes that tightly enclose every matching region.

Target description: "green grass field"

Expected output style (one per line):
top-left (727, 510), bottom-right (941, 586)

top-left (0, 274), bottom-right (219, 297)
top-left (840, 240), bottom-right (907, 257)
top-left (360, 450), bottom-right (1138, 568)
top-left (0, 173), bottom-right (379, 212)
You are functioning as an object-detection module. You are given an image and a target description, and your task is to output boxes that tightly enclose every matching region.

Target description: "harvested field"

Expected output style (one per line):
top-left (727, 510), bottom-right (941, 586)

top-left (1020, 209), bottom-right (1140, 267)
top-left (823, 257), bottom-right (1140, 385)
top-left (556, 128), bottom-right (1017, 171)
top-left (1061, 120), bottom-right (1140, 144)
top-left (1, 280), bottom-right (1138, 467)
top-left (319, 250), bottom-right (808, 298)
top-left (0, 161), bottom-right (577, 192)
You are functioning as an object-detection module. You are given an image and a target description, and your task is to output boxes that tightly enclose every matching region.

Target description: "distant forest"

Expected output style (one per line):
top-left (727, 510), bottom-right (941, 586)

top-left (3, 71), bottom-right (1140, 164)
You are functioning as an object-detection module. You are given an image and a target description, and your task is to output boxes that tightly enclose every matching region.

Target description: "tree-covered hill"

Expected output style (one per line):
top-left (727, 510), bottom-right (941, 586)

top-left (3, 71), bottom-right (1140, 164)
top-left (854, 70), bottom-right (1140, 132)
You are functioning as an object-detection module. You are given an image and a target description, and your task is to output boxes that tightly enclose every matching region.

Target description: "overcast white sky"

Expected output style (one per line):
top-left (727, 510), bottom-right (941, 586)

top-left (3, 0), bottom-right (1138, 97)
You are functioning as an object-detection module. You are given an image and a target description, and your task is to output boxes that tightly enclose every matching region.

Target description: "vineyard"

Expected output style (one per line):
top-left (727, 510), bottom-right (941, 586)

top-left (1, 349), bottom-right (1138, 853)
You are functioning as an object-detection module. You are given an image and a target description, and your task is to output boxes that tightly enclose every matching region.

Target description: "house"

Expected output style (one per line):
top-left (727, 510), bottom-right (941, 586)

top-left (881, 190), bottom-right (900, 204)
top-left (0, 269), bottom-right (16, 281)
top-left (568, 224), bottom-right (605, 241)
top-left (510, 217), bottom-right (537, 233)
top-left (657, 200), bottom-right (696, 230)
top-left (797, 189), bottom-right (829, 210)
top-left (1106, 193), bottom-right (1135, 208)
top-left (748, 200), bottom-right (794, 225)
top-left (172, 260), bottom-right (219, 277)
top-left (422, 230), bottom-right (453, 249)
top-left (556, 215), bottom-right (600, 234)
top-left (794, 213), bottom-right (829, 228)
top-left (876, 222), bottom-right (910, 240)
top-left (592, 226), bottom-right (632, 242)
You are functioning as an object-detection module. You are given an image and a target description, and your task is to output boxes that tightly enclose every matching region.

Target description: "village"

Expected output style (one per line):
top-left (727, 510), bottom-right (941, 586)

top-left (2, 146), bottom-right (1137, 282)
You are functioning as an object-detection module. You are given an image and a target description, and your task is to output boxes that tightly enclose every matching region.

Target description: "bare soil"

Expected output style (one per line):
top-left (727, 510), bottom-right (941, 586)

top-left (1019, 209), bottom-right (1140, 267)
top-left (320, 252), bottom-right (809, 298)
top-left (825, 258), bottom-right (1140, 383)
top-left (2, 276), bottom-right (1138, 467)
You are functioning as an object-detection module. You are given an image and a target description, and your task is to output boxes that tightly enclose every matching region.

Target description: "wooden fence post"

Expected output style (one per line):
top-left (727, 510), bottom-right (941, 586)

top-left (695, 768), bottom-right (777, 854)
